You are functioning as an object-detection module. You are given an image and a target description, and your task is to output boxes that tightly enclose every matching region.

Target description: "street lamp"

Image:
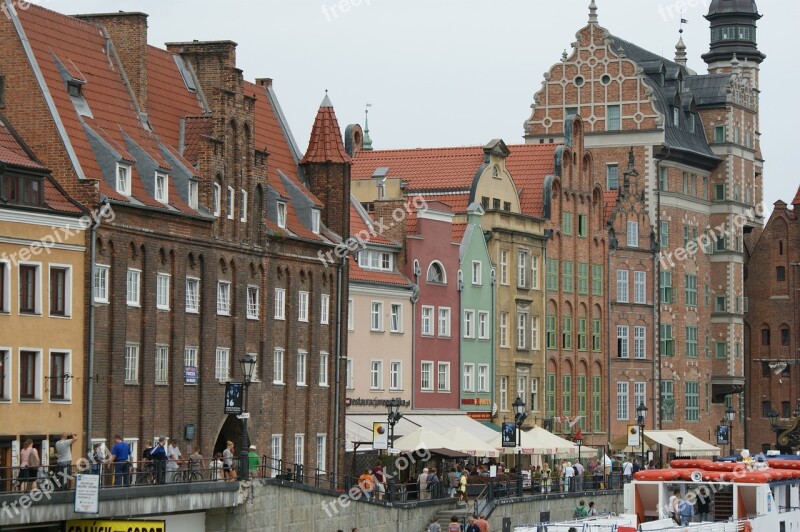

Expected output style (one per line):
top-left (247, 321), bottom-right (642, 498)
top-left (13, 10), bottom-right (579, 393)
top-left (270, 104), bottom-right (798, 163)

top-left (768, 409), bottom-right (780, 448)
top-left (725, 406), bottom-right (735, 456)
top-left (676, 436), bottom-right (683, 459)
top-left (637, 402), bottom-right (648, 470)
top-left (386, 398), bottom-right (403, 501)
top-left (513, 397), bottom-right (528, 496)
top-left (238, 354), bottom-right (257, 480)
top-left (575, 436), bottom-right (583, 469)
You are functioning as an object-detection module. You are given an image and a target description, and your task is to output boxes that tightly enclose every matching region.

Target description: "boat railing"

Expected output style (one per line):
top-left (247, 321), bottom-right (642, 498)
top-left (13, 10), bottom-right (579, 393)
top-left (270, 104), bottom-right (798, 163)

top-left (514, 516), bottom-right (756, 531)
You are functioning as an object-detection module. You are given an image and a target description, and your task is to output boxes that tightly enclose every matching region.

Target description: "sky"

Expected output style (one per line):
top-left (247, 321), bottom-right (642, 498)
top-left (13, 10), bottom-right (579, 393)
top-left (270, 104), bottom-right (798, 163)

top-left (47, 0), bottom-right (799, 211)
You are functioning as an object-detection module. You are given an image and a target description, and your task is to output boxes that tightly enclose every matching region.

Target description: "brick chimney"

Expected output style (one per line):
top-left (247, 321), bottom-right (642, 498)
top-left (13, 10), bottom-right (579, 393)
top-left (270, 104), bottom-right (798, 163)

top-left (165, 40), bottom-right (238, 109)
top-left (76, 12), bottom-right (149, 114)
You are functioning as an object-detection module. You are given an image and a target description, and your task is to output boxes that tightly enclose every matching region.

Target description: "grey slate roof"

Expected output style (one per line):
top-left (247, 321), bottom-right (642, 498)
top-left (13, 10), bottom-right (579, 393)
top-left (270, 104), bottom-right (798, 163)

top-left (685, 74), bottom-right (733, 107)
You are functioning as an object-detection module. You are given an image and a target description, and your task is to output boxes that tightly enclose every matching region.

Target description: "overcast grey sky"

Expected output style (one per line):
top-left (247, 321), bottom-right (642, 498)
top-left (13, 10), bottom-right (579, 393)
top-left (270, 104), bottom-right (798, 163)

top-left (50, 0), bottom-right (798, 211)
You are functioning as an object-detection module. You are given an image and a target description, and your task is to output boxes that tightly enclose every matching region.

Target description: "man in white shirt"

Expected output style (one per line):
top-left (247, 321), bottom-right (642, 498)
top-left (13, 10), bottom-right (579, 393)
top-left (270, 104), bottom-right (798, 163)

top-left (166, 439), bottom-right (182, 482)
top-left (622, 459), bottom-right (633, 483)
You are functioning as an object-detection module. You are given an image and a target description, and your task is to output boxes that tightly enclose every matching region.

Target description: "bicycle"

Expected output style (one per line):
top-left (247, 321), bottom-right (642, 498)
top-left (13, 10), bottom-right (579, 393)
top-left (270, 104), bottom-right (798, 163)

top-left (133, 462), bottom-right (156, 485)
top-left (172, 460), bottom-right (204, 483)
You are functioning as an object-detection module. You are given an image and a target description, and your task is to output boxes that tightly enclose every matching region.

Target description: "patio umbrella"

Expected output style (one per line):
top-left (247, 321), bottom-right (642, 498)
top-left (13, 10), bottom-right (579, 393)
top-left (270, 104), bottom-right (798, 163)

top-left (438, 427), bottom-right (500, 458)
top-left (392, 427), bottom-right (451, 453)
top-left (488, 426), bottom-right (579, 456)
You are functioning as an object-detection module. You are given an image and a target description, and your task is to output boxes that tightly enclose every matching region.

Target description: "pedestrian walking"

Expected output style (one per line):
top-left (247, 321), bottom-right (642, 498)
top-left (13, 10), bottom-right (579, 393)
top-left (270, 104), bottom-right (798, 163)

top-left (448, 515), bottom-right (462, 532)
top-left (149, 437), bottom-right (168, 484)
top-left (465, 516), bottom-right (480, 532)
top-left (222, 441), bottom-right (236, 481)
top-left (166, 439), bottom-right (182, 482)
top-left (418, 467), bottom-right (430, 500)
top-left (55, 432), bottom-right (77, 490)
top-left (19, 439), bottom-right (39, 491)
top-left (247, 445), bottom-right (259, 478)
top-left (678, 494), bottom-right (695, 526)
top-left (588, 501), bottom-right (598, 516)
top-left (573, 460), bottom-right (584, 491)
top-left (428, 516), bottom-right (442, 532)
top-left (476, 513), bottom-right (490, 532)
top-left (110, 435), bottom-right (131, 486)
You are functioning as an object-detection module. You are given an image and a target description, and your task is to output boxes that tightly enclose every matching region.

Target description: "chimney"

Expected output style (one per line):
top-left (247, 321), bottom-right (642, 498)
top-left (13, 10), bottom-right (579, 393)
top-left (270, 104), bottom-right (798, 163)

top-left (165, 40), bottom-right (238, 106)
top-left (255, 78), bottom-right (273, 89)
top-left (76, 12), bottom-right (149, 114)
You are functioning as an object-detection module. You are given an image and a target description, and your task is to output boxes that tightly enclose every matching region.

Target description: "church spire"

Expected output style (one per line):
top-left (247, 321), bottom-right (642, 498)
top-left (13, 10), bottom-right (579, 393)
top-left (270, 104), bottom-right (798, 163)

top-left (675, 34), bottom-right (688, 67)
top-left (588, 0), bottom-right (598, 24)
top-left (362, 103), bottom-right (373, 152)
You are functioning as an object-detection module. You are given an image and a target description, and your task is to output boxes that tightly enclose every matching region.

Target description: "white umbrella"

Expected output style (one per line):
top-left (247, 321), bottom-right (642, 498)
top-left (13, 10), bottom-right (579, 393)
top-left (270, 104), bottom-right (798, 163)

top-left (392, 427), bottom-right (451, 453)
top-left (438, 427), bottom-right (500, 458)
top-left (489, 426), bottom-right (579, 456)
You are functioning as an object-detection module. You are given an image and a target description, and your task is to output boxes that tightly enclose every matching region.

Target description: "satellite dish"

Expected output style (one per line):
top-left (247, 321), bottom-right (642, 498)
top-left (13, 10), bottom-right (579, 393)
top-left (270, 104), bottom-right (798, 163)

top-left (691, 471), bottom-right (703, 482)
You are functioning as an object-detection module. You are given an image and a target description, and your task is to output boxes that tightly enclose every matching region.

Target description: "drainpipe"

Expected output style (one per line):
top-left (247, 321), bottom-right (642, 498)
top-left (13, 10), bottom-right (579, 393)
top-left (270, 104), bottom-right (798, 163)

top-left (86, 200), bottom-right (108, 453)
top-left (654, 145), bottom-right (670, 433)
top-left (333, 252), bottom-right (345, 480)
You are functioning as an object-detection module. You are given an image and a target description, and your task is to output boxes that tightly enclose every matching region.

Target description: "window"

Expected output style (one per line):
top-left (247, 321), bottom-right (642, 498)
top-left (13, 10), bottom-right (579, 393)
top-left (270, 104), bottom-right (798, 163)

top-left (715, 341), bottom-right (728, 359)
top-left (659, 381), bottom-right (674, 422)
top-left (19, 350), bottom-right (40, 400)
top-left (607, 105), bottom-right (621, 131)
top-left (617, 326), bottom-right (629, 358)
top-left (316, 435), bottom-right (327, 472)
top-left (531, 255), bottom-right (540, 289)
top-left (437, 362), bottom-right (450, 391)
top-left (577, 263), bottom-right (588, 295)
top-left (320, 294), bottom-right (330, 325)
top-left (714, 125), bottom-right (726, 143)
top-left (383, 360), bottom-right (400, 390)
top-left (275, 288), bottom-right (286, 320)
top-left (369, 360), bottom-right (382, 390)
top-left (517, 251), bottom-right (528, 288)
top-left (0, 262), bottom-right (7, 313)
top-left (562, 261), bottom-right (573, 293)
top-left (498, 250), bottom-right (509, 285)
top-left (311, 210), bottom-right (321, 234)
top-left (464, 310), bottom-right (475, 339)
top-left (438, 307), bottom-right (451, 337)
top-left (685, 381), bottom-right (699, 421)
top-left (682, 274), bottom-right (698, 307)
top-left (634, 326), bottom-right (646, 359)
top-left (298, 291), bottom-right (309, 322)
top-left (777, 266), bottom-right (786, 282)
top-left (345, 358), bottom-right (353, 389)
top-left (155, 172), bottom-right (168, 203)
top-left (319, 352), bottom-right (329, 386)
top-left (634, 382), bottom-right (646, 417)
top-left (660, 271), bottom-right (672, 304)
top-left (660, 324), bottom-right (674, 356)
top-left (592, 264), bottom-right (603, 296)
top-left (421, 306), bottom-right (433, 336)
top-left (627, 221), bottom-right (639, 248)
top-left (297, 350), bottom-right (308, 386)
top-left (714, 183), bottom-right (726, 201)
top-left (546, 374), bottom-right (556, 418)
top-left (471, 261), bottom-right (482, 285)
top-left (116, 164), bottom-right (131, 195)
top-left (592, 319), bottom-right (601, 352)
top-left (420, 361), bottom-right (433, 391)
top-left (184, 346), bottom-right (198, 374)
top-left (781, 328), bottom-right (790, 346)
top-left (49, 351), bottom-right (69, 401)
top-left (531, 377), bottom-right (540, 412)
top-left (215, 348), bottom-right (230, 381)
top-left (359, 251), bottom-right (394, 272)
top-left (347, 299), bottom-right (354, 331)
top-left (478, 311), bottom-right (489, 339)
top-left (546, 315), bottom-right (557, 349)
top-left (633, 271), bottom-right (646, 304)
top-left (270, 435), bottom-right (283, 477)
top-left (217, 281), bottom-right (231, 315)
top-left (499, 312), bottom-right (508, 348)
top-left (0, 350), bottom-right (9, 400)
top-left (478, 365), bottom-right (489, 392)
top-left (277, 201), bottom-right (287, 228)
top-left (240, 189), bottom-right (248, 222)
top-left (156, 274), bottom-right (170, 310)
top-left (213, 183), bottom-right (221, 217)
top-left (273, 348), bottom-right (285, 384)
top-left (577, 317), bottom-right (587, 351)
top-left (592, 376), bottom-right (601, 430)
top-left (93, 265), bottom-right (109, 304)
top-left (617, 270), bottom-right (629, 303)
top-left (227, 186), bottom-right (234, 219)
top-left (294, 435), bottom-right (304, 466)
top-left (49, 267), bottom-right (69, 316)
top-left (563, 375), bottom-right (572, 415)
top-left (390, 303), bottom-right (402, 333)
top-left (578, 214), bottom-right (587, 238)
top-left (546, 259), bottom-right (559, 291)
top-left (659, 167), bottom-right (668, 191)
top-left (125, 344), bottom-right (139, 384)
top-left (463, 364), bottom-right (475, 392)
top-left (715, 296), bottom-right (727, 313)
top-left (562, 316), bottom-right (572, 350)
top-left (563, 212), bottom-right (573, 236)
top-left (531, 316), bottom-right (540, 350)
top-left (660, 221), bottom-right (669, 247)
top-left (426, 261), bottom-right (446, 284)
top-left (188, 180), bottom-right (199, 210)
top-left (246, 286), bottom-right (259, 319)
top-left (499, 377), bottom-right (508, 411)
top-left (683, 225), bottom-right (689, 247)
top-left (617, 382), bottom-right (629, 420)
top-left (607, 164), bottom-right (619, 190)
top-left (155, 346), bottom-right (168, 384)
top-left (686, 326), bottom-right (698, 358)
top-left (517, 313), bottom-right (528, 349)
top-left (127, 269), bottom-right (141, 307)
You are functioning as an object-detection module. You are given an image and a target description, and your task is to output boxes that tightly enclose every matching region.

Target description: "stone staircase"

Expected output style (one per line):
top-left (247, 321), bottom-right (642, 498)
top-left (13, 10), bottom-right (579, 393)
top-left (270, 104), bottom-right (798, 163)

top-left (430, 504), bottom-right (475, 530)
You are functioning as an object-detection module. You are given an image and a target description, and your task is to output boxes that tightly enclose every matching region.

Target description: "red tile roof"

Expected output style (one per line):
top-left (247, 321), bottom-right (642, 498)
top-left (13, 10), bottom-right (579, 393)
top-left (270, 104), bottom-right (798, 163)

top-left (350, 202), bottom-right (398, 247)
top-left (423, 193), bottom-right (470, 212)
top-left (604, 189), bottom-right (619, 220)
top-left (349, 257), bottom-right (412, 287)
top-left (181, 116), bottom-right (213, 165)
top-left (352, 146), bottom-right (484, 190)
top-left (507, 144), bottom-right (558, 218)
top-left (300, 96), bottom-right (350, 165)
top-left (452, 222), bottom-right (467, 244)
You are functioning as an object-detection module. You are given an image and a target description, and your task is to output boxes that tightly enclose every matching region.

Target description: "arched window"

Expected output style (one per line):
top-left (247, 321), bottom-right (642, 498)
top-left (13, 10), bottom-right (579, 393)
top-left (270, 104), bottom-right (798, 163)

top-left (426, 261), bottom-right (446, 284)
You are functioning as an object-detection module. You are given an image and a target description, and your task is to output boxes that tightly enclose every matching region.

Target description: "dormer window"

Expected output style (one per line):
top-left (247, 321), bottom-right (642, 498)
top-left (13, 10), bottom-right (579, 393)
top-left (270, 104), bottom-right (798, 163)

top-left (277, 201), bottom-right (287, 229)
top-left (0, 174), bottom-right (43, 207)
top-left (359, 250), bottom-right (393, 272)
top-left (188, 180), bottom-right (199, 209)
top-left (154, 172), bottom-right (168, 204)
top-left (312, 210), bottom-right (321, 234)
top-left (67, 81), bottom-right (82, 98)
top-left (673, 108), bottom-right (681, 127)
top-left (688, 113), bottom-right (696, 133)
top-left (116, 164), bottom-right (131, 196)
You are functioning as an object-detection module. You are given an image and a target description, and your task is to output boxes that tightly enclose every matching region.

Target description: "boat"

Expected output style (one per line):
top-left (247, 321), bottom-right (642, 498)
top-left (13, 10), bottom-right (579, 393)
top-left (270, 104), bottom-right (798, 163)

top-left (514, 452), bottom-right (800, 531)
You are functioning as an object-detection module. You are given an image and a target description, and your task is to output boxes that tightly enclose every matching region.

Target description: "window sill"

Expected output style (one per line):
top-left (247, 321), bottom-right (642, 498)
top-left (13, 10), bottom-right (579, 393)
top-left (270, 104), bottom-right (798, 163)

top-left (19, 398), bottom-right (43, 403)
top-left (155, 382), bottom-right (168, 386)
top-left (157, 308), bottom-right (170, 312)
top-left (217, 311), bottom-right (231, 317)
top-left (273, 381), bottom-right (285, 386)
top-left (186, 309), bottom-right (199, 314)
top-left (389, 331), bottom-right (404, 335)
top-left (127, 303), bottom-right (141, 308)
top-left (124, 381), bottom-right (139, 386)
top-left (320, 384), bottom-right (330, 388)
top-left (19, 312), bottom-right (42, 317)
top-left (48, 398), bottom-right (72, 403)
top-left (247, 316), bottom-right (259, 321)
top-left (297, 384), bottom-right (308, 388)
top-left (49, 314), bottom-right (72, 319)
top-left (274, 316), bottom-right (286, 321)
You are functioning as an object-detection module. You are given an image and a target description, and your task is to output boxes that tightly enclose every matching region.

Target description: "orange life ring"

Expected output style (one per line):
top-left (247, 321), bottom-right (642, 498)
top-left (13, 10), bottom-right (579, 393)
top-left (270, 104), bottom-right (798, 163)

top-left (670, 459), bottom-right (712, 470)
top-left (633, 469), bottom-right (682, 481)
top-left (768, 459), bottom-right (800, 470)
top-left (734, 471), bottom-right (772, 484)
top-left (702, 461), bottom-right (742, 472)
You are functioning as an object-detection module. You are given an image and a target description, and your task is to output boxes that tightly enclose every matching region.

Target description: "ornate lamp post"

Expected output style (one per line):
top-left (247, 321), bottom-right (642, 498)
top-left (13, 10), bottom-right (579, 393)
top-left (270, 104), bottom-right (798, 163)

top-left (636, 402), bottom-right (648, 469)
top-left (725, 406), bottom-right (735, 456)
top-left (386, 398), bottom-right (403, 501)
top-left (575, 436), bottom-right (583, 468)
top-left (238, 353), bottom-right (257, 480)
top-left (512, 397), bottom-right (527, 496)
top-left (768, 409), bottom-right (780, 448)
top-left (676, 436), bottom-right (684, 459)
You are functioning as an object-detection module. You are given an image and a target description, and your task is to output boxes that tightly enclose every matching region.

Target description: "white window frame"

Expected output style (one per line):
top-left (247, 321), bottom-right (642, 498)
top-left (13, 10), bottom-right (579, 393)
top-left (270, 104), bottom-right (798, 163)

top-left (277, 201), bottom-right (287, 228)
top-left (125, 344), bottom-right (139, 384)
top-left (517, 250), bottom-right (528, 288)
top-left (319, 351), bottom-right (329, 387)
top-left (617, 325), bottom-right (629, 358)
top-left (463, 363), bottom-right (475, 392)
top-left (370, 360), bottom-right (383, 390)
top-left (312, 210), bottom-right (321, 234)
top-left (389, 360), bottom-right (402, 390)
top-left (421, 361), bottom-right (433, 391)
top-left (370, 301), bottom-right (384, 332)
top-left (246, 285), bottom-right (260, 320)
top-left (471, 261), bottom-right (482, 285)
top-left (270, 435), bottom-right (283, 477)
top-left (185, 277), bottom-right (200, 313)
top-left (617, 381), bottom-right (629, 420)
top-left (213, 183), bottom-right (221, 217)
top-left (273, 348), bottom-right (285, 385)
top-left (437, 362), bottom-right (450, 392)
top-left (517, 312), bottom-right (527, 349)
top-left (126, 269), bottom-right (141, 307)
top-left (634, 326), bottom-right (646, 359)
top-left (275, 288), bottom-right (286, 320)
top-left (240, 189), bottom-right (248, 222)
top-left (298, 291), bottom-right (309, 322)
top-left (47, 349), bottom-right (72, 402)
top-left (155, 172), bottom-right (169, 204)
top-left (0, 261), bottom-right (9, 313)
top-left (463, 309), bottom-right (475, 339)
top-left (499, 250), bottom-right (509, 285)
top-left (627, 221), bottom-right (639, 248)
top-left (294, 434), bottom-right (304, 466)
top-left (216, 281), bottom-right (231, 315)
top-left (320, 294), bottom-right (330, 325)
top-left (531, 255), bottom-right (540, 290)
top-left (438, 307), bottom-right (450, 337)
top-left (530, 377), bottom-right (539, 412)
top-left (155, 345), bottom-right (168, 384)
top-left (531, 316), bottom-right (540, 350)
top-left (93, 265), bottom-right (109, 304)
top-left (345, 357), bottom-right (354, 389)
top-left (421, 305), bottom-right (434, 336)
top-left (478, 311), bottom-right (490, 339)
top-left (116, 163), bottom-right (131, 196)
top-left (616, 269), bottom-right (629, 303)
top-left (215, 348), bottom-right (230, 382)
top-left (634, 382), bottom-right (646, 415)
top-left (478, 364), bottom-right (489, 392)
top-left (156, 273), bottom-right (170, 311)
top-left (499, 312), bottom-right (508, 348)
top-left (390, 303), bottom-right (403, 333)
top-left (227, 186), bottom-right (235, 220)
top-left (316, 434), bottom-right (327, 472)
top-left (188, 180), bottom-right (199, 210)
top-left (633, 271), bottom-right (646, 304)
top-left (297, 350), bottom-right (307, 386)
top-left (499, 376), bottom-right (508, 412)
top-left (184, 347), bottom-right (198, 383)
top-left (18, 349), bottom-right (42, 401)
top-left (46, 265), bottom-right (72, 318)
top-left (347, 298), bottom-right (354, 331)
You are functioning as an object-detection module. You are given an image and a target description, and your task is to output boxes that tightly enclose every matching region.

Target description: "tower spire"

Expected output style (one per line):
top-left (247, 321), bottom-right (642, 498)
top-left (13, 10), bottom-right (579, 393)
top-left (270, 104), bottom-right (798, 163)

top-left (588, 0), bottom-right (598, 24)
top-left (363, 103), bottom-right (373, 152)
top-left (675, 21), bottom-right (688, 67)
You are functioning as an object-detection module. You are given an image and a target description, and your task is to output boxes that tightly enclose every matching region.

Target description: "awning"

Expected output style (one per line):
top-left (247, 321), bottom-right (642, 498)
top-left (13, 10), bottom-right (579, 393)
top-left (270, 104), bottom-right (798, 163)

top-left (643, 429), bottom-right (720, 457)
